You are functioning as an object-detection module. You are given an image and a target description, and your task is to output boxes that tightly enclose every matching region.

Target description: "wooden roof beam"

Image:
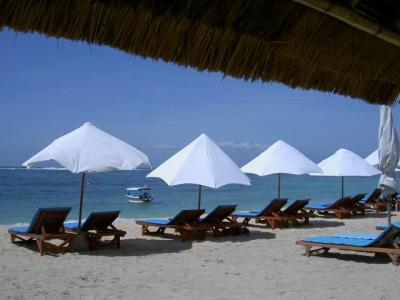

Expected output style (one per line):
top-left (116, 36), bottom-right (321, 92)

top-left (292, 0), bottom-right (400, 48)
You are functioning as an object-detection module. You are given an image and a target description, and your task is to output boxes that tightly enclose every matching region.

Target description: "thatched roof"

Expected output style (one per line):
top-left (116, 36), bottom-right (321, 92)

top-left (1, 0), bottom-right (400, 104)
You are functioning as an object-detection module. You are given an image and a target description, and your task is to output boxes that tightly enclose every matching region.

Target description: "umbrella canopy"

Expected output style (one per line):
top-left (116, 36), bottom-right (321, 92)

top-left (378, 106), bottom-right (400, 225)
top-left (23, 122), bottom-right (150, 172)
top-left (147, 133), bottom-right (250, 208)
top-left (241, 140), bottom-right (322, 198)
top-left (23, 122), bottom-right (151, 226)
top-left (365, 149), bottom-right (400, 170)
top-left (315, 148), bottom-right (380, 197)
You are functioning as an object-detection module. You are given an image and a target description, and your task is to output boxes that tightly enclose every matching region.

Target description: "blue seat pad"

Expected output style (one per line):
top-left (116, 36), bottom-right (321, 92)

top-left (331, 232), bottom-right (380, 240)
top-left (63, 221), bottom-right (85, 231)
top-left (8, 226), bottom-right (30, 233)
top-left (231, 211), bottom-right (259, 217)
top-left (137, 218), bottom-right (171, 225)
top-left (305, 203), bottom-right (331, 209)
top-left (303, 236), bottom-right (374, 247)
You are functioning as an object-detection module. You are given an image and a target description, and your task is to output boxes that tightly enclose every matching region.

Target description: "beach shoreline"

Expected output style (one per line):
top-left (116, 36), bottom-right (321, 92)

top-left (1, 213), bottom-right (399, 299)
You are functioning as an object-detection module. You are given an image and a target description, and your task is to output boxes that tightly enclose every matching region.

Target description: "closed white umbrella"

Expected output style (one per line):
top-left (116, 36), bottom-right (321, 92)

top-left (315, 148), bottom-right (380, 197)
top-left (147, 133), bottom-right (250, 208)
top-left (23, 122), bottom-right (151, 226)
top-left (241, 140), bottom-right (322, 198)
top-left (365, 149), bottom-right (400, 170)
top-left (378, 106), bottom-right (400, 225)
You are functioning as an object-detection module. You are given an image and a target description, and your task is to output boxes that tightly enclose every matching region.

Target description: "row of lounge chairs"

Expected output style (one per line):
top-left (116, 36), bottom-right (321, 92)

top-left (8, 200), bottom-right (311, 255)
top-left (136, 200), bottom-right (311, 240)
top-left (8, 189), bottom-right (399, 262)
top-left (305, 189), bottom-right (395, 218)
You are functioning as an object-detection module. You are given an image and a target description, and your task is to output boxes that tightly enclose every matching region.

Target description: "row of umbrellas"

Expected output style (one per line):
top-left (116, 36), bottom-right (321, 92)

top-left (23, 107), bottom-right (399, 225)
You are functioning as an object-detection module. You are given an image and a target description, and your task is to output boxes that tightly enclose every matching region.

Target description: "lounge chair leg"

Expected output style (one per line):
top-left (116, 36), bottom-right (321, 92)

top-left (10, 234), bottom-right (15, 243)
top-left (180, 230), bottom-right (189, 242)
top-left (141, 225), bottom-right (147, 235)
top-left (36, 239), bottom-right (44, 256)
top-left (267, 220), bottom-right (276, 230)
top-left (388, 253), bottom-right (399, 266)
top-left (70, 238), bottom-right (75, 253)
top-left (304, 246), bottom-right (311, 257)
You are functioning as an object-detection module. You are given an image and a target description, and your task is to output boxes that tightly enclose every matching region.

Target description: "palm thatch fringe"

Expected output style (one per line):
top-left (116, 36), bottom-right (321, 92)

top-left (0, 0), bottom-right (399, 104)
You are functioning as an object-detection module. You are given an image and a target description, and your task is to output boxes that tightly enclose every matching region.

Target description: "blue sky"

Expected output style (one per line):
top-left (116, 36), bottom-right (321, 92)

top-left (0, 29), bottom-right (398, 166)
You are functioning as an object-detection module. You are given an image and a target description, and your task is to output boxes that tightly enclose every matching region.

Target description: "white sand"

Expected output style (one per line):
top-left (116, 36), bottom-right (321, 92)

top-left (1, 213), bottom-right (399, 300)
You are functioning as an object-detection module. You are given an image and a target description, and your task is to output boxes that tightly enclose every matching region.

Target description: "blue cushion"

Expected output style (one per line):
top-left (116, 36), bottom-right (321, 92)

top-left (137, 218), bottom-right (171, 225)
top-left (63, 221), bottom-right (83, 231)
top-left (303, 236), bottom-right (374, 247)
top-left (231, 211), bottom-right (259, 217)
top-left (331, 232), bottom-right (380, 240)
top-left (305, 203), bottom-right (331, 209)
top-left (8, 226), bottom-right (30, 234)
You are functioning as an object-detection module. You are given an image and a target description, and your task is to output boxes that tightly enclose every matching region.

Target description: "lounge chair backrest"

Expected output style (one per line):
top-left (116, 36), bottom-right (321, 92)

top-left (169, 209), bottom-right (205, 225)
top-left (372, 223), bottom-right (400, 247)
top-left (259, 199), bottom-right (288, 216)
top-left (200, 205), bottom-right (237, 223)
top-left (283, 199), bottom-right (310, 214)
top-left (80, 211), bottom-right (120, 231)
top-left (27, 207), bottom-right (72, 234)
top-left (348, 193), bottom-right (367, 206)
top-left (364, 188), bottom-right (383, 204)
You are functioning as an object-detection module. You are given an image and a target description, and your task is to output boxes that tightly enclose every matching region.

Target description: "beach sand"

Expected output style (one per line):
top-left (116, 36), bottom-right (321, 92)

top-left (1, 213), bottom-right (399, 300)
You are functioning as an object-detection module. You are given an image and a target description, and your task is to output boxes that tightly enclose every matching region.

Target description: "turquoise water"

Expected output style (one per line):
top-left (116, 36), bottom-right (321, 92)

top-left (0, 168), bottom-right (382, 225)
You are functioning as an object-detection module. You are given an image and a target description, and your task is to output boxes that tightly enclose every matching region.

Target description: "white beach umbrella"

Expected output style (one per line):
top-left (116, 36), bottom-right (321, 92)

top-left (23, 122), bottom-right (151, 226)
top-left (315, 148), bottom-right (380, 197)
top-left (378, 106), bottom-right (400, 224)
top-left (241, 140), bottom-right (322, 198)
top-left (365, 149), bottom-right (400, 170)
top-left (147, 133), bottom-right (250, 208)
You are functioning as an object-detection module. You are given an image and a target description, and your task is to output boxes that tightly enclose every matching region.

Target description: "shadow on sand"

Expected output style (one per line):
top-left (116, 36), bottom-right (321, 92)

top-left (78, 229), bottom-right (276, 256)
top-left (242, 219), bottom-right (345, 230)
top-left (309, 251), bottom-right (392, 265)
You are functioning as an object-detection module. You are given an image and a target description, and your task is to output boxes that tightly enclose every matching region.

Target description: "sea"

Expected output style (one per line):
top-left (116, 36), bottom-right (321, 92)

top-left (0, 168), bottom-right (382, 225)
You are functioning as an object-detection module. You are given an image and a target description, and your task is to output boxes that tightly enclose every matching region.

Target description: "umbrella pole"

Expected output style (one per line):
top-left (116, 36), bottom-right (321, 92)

top-left (278, 173), bottom-right (281, 199)
top-left (341, 176), bottom-right (344, 198)
top-left (387, 192), bottom-right (392, 225)
top-left (197, 185), bottom-right (202, 209)
top-left (78, 172), bottom-right (86, 228)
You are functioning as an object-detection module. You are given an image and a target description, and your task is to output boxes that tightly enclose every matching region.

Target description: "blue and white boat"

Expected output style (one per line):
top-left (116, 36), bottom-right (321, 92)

top-left (126, 187), bottom-right (153, 203)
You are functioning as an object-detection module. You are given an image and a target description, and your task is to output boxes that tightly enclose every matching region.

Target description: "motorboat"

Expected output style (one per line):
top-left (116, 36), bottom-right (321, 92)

top-left (126, 187), bottom-right (153, 203)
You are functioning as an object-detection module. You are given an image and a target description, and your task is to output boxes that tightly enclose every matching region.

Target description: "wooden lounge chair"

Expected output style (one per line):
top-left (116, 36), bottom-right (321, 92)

top-left (305, 197), bottom-right (353, 219)
top-left (136, 209), bottom-right (208, 241)
top-left (277, 199), bottom-right (311, 226)
top-left (199, 205), bottom-right (246, 236)
top-left (342, 193), bottom-right (367, 216)
top-left (8, 207), bottom-right (76, 256)
top-left (359, 188), bottom-right (386, 212)
top-left (64, 211), bottom-right (126, 250)
top-left (296, 223), bottom-right (400, 265)
top-left (230, 199), bottom-right (288, 229)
